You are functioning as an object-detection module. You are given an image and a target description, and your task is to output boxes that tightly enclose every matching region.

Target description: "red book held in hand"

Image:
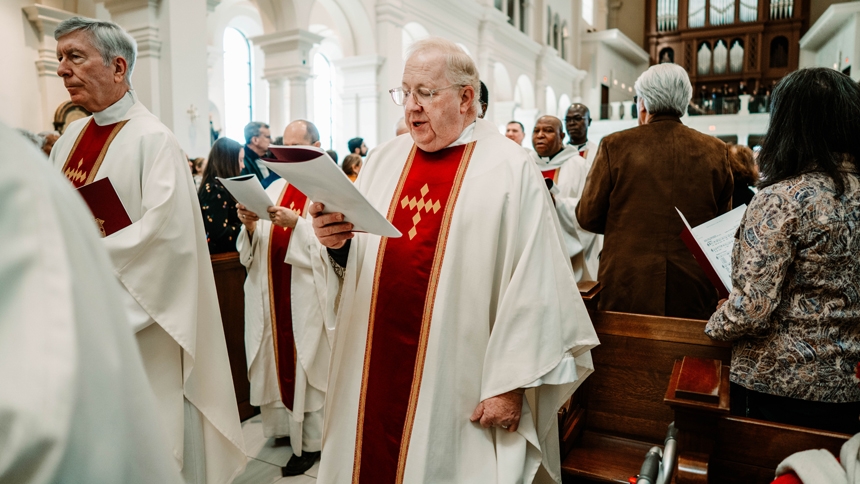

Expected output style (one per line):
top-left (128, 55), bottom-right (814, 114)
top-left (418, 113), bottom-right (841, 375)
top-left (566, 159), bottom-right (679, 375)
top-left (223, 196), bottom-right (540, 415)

top-left (76, 177), bottom-right (132, 237)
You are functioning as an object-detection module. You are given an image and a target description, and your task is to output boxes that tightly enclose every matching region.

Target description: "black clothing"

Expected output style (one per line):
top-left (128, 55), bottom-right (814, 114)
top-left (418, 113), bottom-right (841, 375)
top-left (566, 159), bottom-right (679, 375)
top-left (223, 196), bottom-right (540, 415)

top-left (199, 179), bottom-right (242, 254)
top-left (241, 145), bottom-right (280, 188)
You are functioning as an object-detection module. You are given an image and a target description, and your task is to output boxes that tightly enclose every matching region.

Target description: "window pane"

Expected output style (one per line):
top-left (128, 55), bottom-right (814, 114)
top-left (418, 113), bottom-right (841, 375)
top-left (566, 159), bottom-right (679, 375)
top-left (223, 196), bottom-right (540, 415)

top-left (223, 27), bottom-right (252, 144)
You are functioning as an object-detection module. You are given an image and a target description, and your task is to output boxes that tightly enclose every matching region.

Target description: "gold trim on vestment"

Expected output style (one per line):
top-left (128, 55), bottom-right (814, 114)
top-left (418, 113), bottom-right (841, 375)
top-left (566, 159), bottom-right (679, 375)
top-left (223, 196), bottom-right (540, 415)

top-left (351, 145), bottom-right (418, 484)
top-left (394, 141), bottom-right (475, 483)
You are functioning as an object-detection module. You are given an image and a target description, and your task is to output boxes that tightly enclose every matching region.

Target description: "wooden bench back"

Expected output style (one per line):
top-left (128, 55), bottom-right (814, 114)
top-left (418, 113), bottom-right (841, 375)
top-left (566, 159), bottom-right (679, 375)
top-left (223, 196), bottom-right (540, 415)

top-left (584, 311), bottom-right (731, 443)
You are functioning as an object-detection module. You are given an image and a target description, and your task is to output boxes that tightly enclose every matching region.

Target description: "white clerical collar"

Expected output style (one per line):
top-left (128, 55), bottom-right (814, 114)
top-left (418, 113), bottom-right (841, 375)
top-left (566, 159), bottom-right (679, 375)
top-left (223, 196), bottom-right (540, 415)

top-left (444, 120), bottom-right (477, 149)
top-left (93, 90), bottom-right (136, 126)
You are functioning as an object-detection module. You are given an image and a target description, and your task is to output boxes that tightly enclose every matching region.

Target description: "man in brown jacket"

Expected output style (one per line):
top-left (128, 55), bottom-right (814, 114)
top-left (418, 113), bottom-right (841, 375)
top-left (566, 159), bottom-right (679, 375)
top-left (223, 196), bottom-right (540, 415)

top-left (576, 64), bottom-right (733, 320)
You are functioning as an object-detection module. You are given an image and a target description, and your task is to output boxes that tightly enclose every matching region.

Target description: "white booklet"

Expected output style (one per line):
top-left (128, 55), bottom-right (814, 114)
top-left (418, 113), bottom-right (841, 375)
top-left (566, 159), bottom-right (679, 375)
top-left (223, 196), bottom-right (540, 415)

top-left (261, 146), bottom-right (401, 238)
top-left (216, 175), bottom-right (273, 218)
top-left (676, 204), bottom-right (746, 298)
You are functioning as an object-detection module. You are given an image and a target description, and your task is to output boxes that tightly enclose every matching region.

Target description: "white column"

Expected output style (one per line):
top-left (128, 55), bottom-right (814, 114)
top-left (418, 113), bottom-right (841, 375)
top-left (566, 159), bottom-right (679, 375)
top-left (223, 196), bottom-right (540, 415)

top-left (738, 94), bottom-right (751, 115)
top-left (23, 4), bottom-right (74, 131)
top-left (103, 0), bottom-right (162, 117)
top-left (609, 101), bottom-right (621, 120)
top-left (251, 29), bottom-right (322, 132)
top-left (335, 55), bottom-right (384, 149)
top-left (375, 0), bottom-right (406, 144)
top-left (621, 100), bottom-right (635, 120)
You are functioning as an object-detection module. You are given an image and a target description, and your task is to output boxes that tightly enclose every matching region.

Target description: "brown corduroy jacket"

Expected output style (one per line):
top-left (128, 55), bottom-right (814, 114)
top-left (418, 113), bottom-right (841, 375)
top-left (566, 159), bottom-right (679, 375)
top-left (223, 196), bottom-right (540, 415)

top-left (575, 114), bottom-right (733, 320)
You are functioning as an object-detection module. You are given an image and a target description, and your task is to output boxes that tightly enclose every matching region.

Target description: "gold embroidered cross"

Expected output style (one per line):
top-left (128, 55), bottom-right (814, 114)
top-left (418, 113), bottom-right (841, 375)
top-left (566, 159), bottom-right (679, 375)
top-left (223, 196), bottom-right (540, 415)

top-left (400, 183), bottom-right (441, 240)
top-left (95, 217), bottom-right (106, 237)
top-left (288, 201), bottom-right (302, 216)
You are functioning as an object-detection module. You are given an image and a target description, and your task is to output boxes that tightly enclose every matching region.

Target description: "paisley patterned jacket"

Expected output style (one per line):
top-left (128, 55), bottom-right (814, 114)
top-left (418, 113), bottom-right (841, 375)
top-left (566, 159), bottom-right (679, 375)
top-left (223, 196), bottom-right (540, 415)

top-left (706, 167), bottom-right (860, 403)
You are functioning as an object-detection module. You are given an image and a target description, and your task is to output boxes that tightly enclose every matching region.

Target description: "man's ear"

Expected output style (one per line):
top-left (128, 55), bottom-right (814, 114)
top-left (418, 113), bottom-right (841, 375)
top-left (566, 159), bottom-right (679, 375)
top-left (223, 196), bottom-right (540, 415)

top-left (114, 57), bottom-right (129, 84)
top-left (313, 141), bottom-right (321, 148)
top-left (460, 86), bottom-right (475, 114)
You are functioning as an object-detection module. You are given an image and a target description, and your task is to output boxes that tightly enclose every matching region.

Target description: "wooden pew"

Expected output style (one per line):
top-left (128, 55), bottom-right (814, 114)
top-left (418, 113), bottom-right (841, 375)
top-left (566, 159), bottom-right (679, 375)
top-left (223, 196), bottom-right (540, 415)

top-left (665, 356), bottom-right (852, 484)
top-left (210, 252), bottom-right (256, 421)
top-left (561, 311), bottom-right (731, 483)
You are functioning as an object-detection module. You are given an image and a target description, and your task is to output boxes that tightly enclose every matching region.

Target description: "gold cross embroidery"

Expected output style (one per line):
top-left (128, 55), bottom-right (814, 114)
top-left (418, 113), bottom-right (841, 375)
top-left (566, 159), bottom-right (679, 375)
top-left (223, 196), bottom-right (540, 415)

top-left (288, 201), bottom-right (302, 216)
top-left (400, 183), bottom-right (441, 240)
top-left (95, 217), bottom-right (106, 237)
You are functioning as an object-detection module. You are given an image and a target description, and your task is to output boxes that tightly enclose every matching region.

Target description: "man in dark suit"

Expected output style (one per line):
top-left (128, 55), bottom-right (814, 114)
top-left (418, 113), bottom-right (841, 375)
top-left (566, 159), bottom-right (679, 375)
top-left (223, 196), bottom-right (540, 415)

top-left (241, 121), bottom-right (279, 188)
top-left (576, 64), bottom-right (733, 320)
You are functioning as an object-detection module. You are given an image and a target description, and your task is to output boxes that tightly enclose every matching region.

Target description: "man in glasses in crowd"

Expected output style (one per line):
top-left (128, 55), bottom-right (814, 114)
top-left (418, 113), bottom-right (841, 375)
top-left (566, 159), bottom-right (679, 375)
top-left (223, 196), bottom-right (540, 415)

top-left (307, 37), bottom-right (599, 484)
top-left (565, 103), bottom-right (598, 170)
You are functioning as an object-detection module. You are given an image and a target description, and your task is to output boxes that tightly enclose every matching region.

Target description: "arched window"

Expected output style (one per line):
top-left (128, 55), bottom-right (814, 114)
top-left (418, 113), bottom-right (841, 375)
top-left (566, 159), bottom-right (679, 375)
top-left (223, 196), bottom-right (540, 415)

top-left (582, 0), bottom-right (594, 25)
top-left (313, 52), bottom-right (334, 150)
top-left (697, 41), bottom-right (712, 75)
top-left (770, 36), bottom-right (789, 68)
top-left (223, 27), bottom-right (252, 143)
top-left (553, 15), bottom-right (560, 50)
top-left (507, 0), bottom-right (515, 25)
top-left (547, 7), bottom-right (552, 45)
top-left (519, 0), bottom-right (527, 33)
top-left (561, 22), bottom-right (569, 59)
top-left (659, 47), bottom-right (675, 64)
top-left (729, 39), bottom-right (744, 72)
top-left (713, 39), bottom-right (728, 74)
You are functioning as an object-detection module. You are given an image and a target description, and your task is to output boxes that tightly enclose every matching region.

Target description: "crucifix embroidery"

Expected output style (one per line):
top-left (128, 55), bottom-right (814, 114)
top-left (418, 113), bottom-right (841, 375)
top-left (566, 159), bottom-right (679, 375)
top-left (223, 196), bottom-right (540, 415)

top-left (400, 183), bottom-right (441, 240)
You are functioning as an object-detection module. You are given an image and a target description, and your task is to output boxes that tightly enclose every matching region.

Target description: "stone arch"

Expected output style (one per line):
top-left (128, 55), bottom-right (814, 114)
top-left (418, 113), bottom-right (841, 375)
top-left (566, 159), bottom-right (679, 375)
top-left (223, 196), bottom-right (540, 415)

top-left (545, 85), bottom-right (556, 116)
top-left (493, 62), bottom-right (513, 102)
top-left (557, 93), bottom-right (571, 119)
top-left (402, 21), bottom-right (430, 59)
top-left (514, 74), bottom-right (535, 109)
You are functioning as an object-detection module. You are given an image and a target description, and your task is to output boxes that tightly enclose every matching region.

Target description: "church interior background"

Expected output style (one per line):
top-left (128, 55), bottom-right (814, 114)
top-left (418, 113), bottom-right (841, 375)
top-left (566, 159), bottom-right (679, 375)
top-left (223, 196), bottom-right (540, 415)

top-left (3, 0), bottom-right (857, 159)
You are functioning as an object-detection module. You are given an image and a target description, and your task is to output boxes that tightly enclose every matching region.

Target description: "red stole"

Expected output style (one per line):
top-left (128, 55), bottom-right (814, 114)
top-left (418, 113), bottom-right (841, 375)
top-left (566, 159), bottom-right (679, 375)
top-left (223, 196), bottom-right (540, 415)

top-left (62, 119), bottom-right (128, 188)
top-left (542, 167), bottom-right (560, 183)
top-left (267, 182), bottom-right (310, 410)
top-left (352, 142), bottom-right (475, 483)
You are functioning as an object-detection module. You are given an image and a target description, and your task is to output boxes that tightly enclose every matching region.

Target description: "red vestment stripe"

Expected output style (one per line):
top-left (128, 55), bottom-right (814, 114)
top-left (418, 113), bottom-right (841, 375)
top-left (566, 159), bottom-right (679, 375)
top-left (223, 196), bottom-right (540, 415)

top-left (267, 183), bottom-right (309, 411)
top-left (62, 119), bottom-right (128, 188)
top-left (542, 167), bottom-right (560, 183)
top-left (353, 142), bottom-right (475, 484)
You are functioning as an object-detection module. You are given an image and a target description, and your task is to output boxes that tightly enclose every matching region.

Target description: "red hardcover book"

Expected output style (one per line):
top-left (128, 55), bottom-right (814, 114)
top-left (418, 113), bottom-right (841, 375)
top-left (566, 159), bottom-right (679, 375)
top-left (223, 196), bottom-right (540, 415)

top-left (76, 177), bottom-right (132, 237)
top-left (679, 223), bottom-right (730, 300)
top-left (676, 206), bottom-right (747, 300)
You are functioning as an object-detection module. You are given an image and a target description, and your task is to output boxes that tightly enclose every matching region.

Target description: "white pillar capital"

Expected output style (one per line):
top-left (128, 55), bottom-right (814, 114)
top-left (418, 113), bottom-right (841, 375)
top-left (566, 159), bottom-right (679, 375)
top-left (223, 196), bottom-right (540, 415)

top-left (376, 1), bottom-right (405, 27)
top-left (103, 0), bottom-right (160, 15)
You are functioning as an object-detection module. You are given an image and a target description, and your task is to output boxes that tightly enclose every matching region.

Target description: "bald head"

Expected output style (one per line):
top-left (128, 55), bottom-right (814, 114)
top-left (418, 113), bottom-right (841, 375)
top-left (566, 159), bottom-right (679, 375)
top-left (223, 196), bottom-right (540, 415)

top-left (532, 115), bottom-right (565, 157)
top-left (565, 103), bottom-right (591, 145)
top-left (282, 120), bottom-right (321, 147)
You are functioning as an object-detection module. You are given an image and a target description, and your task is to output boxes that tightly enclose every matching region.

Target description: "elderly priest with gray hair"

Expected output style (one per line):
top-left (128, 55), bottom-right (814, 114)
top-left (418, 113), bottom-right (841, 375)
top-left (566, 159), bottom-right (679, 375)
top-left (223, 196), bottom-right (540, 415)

top-left (49, 17), bottom-right (246, 483)
top-left (309, 37), bottom-right (599, 484)
top-left (576, 63), bottom-right (733, 320)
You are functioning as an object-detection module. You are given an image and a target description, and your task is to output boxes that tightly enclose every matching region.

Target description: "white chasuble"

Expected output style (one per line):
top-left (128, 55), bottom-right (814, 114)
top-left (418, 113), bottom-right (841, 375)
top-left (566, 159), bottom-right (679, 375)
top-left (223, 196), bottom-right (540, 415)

top-left (50, 92), bottom-right (246, 484)
top-left (237, 178), bottom-right (330, 452)
top-left (0, 123), bottom-right (183, 484)
top-left (535, 146), bottom-right (599, 281)
top-left (317, 119), bottom-right (600, 484)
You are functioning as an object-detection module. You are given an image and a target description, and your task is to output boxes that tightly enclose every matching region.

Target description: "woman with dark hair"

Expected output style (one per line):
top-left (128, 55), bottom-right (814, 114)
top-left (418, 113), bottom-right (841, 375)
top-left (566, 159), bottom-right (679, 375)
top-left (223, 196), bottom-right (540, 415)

top-left (198, 137), bottom-right (245, 254)
top-left (342, 153), bottom-right (362, 182)
top-left (706, 68), bottom-right (860, 433)
top-left (728, 144), bottom-right (758, 207)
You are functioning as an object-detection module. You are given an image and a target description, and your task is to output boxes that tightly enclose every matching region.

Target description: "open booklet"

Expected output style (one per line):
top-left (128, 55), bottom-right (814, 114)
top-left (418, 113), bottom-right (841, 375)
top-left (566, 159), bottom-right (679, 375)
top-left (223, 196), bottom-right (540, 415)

top-left (260, 146), bottom-right (401, 238)
top-left (216, 174), bottom-right (273, 218)
top-left (676, 205), bottom-right (746, 299)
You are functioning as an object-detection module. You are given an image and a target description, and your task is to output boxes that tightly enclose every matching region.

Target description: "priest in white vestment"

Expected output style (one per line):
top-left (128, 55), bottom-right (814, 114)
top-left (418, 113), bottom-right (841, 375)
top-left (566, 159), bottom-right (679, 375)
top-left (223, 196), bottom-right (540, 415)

top-left (49, 17), bottom-right (245, 484)
top-left (532, 115), bottom-right (598, 282)
top-left (310, 38), bottom-right (599, 484)
top-left (565, 103), bottom-right (599, 170)
top-left (0, 122), bottom-right (183, 484)
top-left (237, 120), bottom-right (331, 475)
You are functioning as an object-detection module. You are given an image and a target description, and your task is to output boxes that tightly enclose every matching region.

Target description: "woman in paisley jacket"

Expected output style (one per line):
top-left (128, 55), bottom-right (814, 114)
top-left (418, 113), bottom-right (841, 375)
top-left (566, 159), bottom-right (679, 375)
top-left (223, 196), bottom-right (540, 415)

top-left (706, 68), bottom-right (860, 433)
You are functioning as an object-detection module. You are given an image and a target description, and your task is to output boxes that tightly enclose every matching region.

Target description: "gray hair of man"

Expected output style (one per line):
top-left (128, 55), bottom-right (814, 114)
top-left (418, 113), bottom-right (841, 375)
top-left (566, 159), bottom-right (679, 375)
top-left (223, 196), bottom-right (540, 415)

top-left (54, 17), bottom-right (137, 87)
top-left (405, 37), bottom-right (481, 115)
top-left (633, 63), bottom-right (692, 117)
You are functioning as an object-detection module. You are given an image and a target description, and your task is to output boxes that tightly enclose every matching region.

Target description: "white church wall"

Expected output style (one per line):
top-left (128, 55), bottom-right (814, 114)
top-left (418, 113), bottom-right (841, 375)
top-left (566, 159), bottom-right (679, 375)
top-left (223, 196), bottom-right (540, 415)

top-left (581, 29), bottom-right (649, 121)
top-left (4, 0), bottom-right (54, 134)
top-left (800, 2), bottom-right (860, 82)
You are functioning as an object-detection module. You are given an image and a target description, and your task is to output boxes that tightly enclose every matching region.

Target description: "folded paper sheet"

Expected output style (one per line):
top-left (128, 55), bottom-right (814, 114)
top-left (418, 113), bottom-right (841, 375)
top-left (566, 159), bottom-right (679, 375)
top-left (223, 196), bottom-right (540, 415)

top-left (677, 205), bottom-right (746, 299)
top-left (217, 175), bottom-right (273, 218)
top-left (261, 146), bottom-right (401, 238)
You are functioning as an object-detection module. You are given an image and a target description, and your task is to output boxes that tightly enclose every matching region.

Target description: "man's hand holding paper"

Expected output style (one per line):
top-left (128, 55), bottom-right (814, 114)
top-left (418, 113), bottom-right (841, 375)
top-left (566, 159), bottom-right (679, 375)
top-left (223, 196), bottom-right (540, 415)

top-left (260, 146), bottom-right (400, 238)
top-left (310, 202), bottom-right (354, 249)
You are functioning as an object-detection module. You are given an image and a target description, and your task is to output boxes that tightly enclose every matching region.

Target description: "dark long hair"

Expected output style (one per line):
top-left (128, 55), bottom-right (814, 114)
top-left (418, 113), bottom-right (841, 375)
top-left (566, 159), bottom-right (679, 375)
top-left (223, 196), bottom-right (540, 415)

top-left (757, 68), bottom-right (860, 195)
top-left (199, 137), bottom-right (243, 192)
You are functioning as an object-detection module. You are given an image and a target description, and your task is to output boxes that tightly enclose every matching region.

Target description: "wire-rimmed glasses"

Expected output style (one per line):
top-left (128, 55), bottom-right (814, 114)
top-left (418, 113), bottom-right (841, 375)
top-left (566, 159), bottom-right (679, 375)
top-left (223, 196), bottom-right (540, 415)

top-left (389, 84), bottom-right (462, 106)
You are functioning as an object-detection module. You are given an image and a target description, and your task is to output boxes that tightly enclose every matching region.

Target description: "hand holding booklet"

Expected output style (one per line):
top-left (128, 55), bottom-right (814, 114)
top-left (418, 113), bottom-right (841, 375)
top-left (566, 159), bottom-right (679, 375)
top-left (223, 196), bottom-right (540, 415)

top-left (677, 205), bottom-right (746, 299)
top-left (216, 175), bottom-right (273, 218)
top-left (260, 146), bottom-right (401, 238)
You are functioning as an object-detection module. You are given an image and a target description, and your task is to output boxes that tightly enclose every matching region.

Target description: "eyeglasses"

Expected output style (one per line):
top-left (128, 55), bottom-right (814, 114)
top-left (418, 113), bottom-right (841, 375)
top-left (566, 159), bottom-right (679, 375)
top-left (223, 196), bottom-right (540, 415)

top-left (389, 84), bottom-right (462, 106)
top-left (565, 116), bottom-right (586, 122)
